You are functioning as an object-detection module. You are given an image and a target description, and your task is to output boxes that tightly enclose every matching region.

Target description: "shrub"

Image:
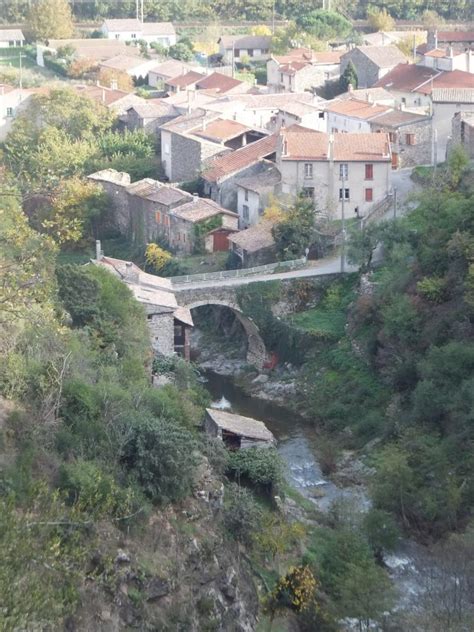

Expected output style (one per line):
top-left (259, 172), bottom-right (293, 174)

top-left (223, 483), bottom-right (261, 546)
top-left (227, 447), bottom-right (283, 491)
top-left (121, 414), bottom-right (198, 503)
top-left (417, 276), bottom-right (446, 303)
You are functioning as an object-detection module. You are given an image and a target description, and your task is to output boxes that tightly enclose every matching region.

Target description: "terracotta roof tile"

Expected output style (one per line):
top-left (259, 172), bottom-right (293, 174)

top-left (203, 134), bottom-right (278, 182)
top-left (196, 72), bottom-right (245, 94)
top-left (192, 118), bottom-right (250, 142)
top-left (325, 98), bottom-right (391, 120)
top-left (126, 178), bottom-right (191, 205)
top-left (228, 220), bottom-right (275, 253)
top-left (374, 63), bottom-right (439, 92)
top-left (172, 197), bottom-right (237, 223)
top-left (370, 109), bottom-right (430, 126)
top-left (166, 70), bottom-right (206, 88)
top-left (437, 31), bottom-right (474, 43)
top-left (149, 59), bottom-right (197, 78)
top-left (100, 55), bottom-right (150, 72)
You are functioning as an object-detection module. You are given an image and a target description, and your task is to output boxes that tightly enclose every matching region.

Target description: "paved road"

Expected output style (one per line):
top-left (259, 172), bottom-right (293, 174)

top-left (172, 256), bottom-right (357, 291)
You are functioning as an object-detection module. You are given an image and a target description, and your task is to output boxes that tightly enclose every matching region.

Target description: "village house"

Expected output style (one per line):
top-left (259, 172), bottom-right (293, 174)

top-left (427, 30), bottom-right (474, 52)
top-left (227, 219), bottom-right (277, 267)
top-left (267, 48), bottom-right (342, 94)
top-left (202, 133), bottom-right (278, 210)
top-left (125, 101), bottom-right (178, 136)
top-left (164, 70), bottom-right (206, 93)
top-left (73, 84), bottom-right (147, 116)
top-left (235, 163), bottom-right (281, 228)
top-left (325, 98), bottom-right (390, 133)
top-left (419, 47), bottom-right (474, 74)
top-left (88, 169), bottom-right (236, 252)
top-left (363, 30), bottom-right (427, 48)
top-left (195, 72), bottom-right (252, 96)
top-left (160, 109), bottom-right (266, 183)
top-left (0, 29), bottom-right (25, 48)
top-left (101, 19), bottom-right (176, 47)
top-left (340, 45), bottom-right (408, 89)
top-left (451, 111), bottom-right (474, 158)
top-left (277, 125), bottom-right (392, 220)
top-left (93, 247), bottom-right (193, 360)
top-left (148, 59), bottom-right (199, 89)
top-left (337, 85), bottom-right (397, 107)
top-left (204, 408), bottom-right (275, 450)
top-left (99, 54), bottom-right (158, 80)
top-left (218, 35), bottom-right (272, 64)
top-left (274, 100), bottom-right (327, 131)
top-left (36, 38), bottom-right (138, 67)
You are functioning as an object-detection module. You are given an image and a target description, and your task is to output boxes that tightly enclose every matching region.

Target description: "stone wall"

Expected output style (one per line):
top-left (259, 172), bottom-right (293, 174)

top-left (170, 133), bottom-right (225, 183)
top-left (370, 118), bottom-right (433, 168)
top-left (451, 111), bottom-right (474, 159)
top-left (146, 309), bottom-right (175, 356)
top-left (340, 49), bottom-right (380, 89)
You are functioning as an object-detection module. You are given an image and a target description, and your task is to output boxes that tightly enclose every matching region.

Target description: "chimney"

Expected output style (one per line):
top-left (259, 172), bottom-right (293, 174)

top-left (192, 193), bottom-right (199, 204)
top-left (448, 45), bottom-right (454, 58)
top-left (124, 261), bottom-right (138, 283)
top-left (110, 79), bottom-right (118, 90)
top-left (434, 30), bottom-right (438, 50)
top-left (95, 240), bottom-right (102, 261)
top-left (348, 83), bottom-right (354, 93)
top-left (328, 133), bottom-right (334, 162)
top-left (102, 89), bottom-right (106, 103)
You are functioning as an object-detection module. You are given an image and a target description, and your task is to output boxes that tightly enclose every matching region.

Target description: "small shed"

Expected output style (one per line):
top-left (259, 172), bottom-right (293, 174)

top-left (204, 408), bottom-right (275, 450)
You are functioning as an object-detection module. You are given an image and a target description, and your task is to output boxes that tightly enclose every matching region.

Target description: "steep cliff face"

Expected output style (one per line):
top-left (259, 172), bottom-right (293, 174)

top-left (67, 459), bottom-right (259, 632)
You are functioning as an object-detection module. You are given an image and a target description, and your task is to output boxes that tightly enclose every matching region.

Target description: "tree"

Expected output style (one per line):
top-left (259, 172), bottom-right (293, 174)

top-left (362, 508), bottom-right (400, 561)
top-left (169, 41), bottom-right (194, 61)
top-left (272, 193), bottom-right (315, 260)
top-left (121, 413), bottom-right (198, 503)
top-left (97, 67), bottom-right (134, 92)
top-left (421, 10), bottom-right (445, 29)
top-left (27, 0), bottom-right (74, 41)
top-left (339, 60), bottom-right (358, 92)
top-left (297, 10), bottom-right (353, 41)
top-left (145, 243), bottom-right (173, 273)
top-left (367, 7), bottom-right (395, 32)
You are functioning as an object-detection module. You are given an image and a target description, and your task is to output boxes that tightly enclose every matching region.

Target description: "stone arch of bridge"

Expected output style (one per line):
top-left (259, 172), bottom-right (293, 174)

top-left (185, 299), bottom-right (266, 369)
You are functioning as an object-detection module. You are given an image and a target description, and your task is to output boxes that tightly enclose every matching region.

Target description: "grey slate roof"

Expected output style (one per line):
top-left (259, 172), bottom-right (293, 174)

top-left (206, 408), bottom-right (275, 442)
top-left (351, 45), bottom-right (408, 69)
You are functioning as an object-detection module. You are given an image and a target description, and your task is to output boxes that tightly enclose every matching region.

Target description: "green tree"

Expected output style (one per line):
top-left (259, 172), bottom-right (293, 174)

top-left (297, 10), bottom-right (353, 40)
top-left (272, 193), bottom-right (315, 260)
top-left (26, 0), bottom-right (74, 41)
top-left (367, 7), bottom-right (395, 32)
top-left (340, 60), bottom-right (358, 91)
top-left (169, 40), bottom-right (194, 61)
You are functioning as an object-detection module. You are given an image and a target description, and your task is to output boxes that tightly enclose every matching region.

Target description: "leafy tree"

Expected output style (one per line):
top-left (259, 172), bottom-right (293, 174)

top-left (265, 566), bottom-right (317, 616)
top-left (145, 243), bottom-right (173, 273)
top-left (26, 0), bottom-right (74, 40)
top-left (227, 446), bottom-right (283, 490)
top-left (367, 7), bottom-right (395, 32)
top-left (297, 10), bottom-right (353, 41)
top-left (340, 60), bottom-right (358, 92)
top-left (56, 265), bottom-right (101, 327)
top-left (169, 40), bottom-right (194, 62)
top-left (272, 193), bottom-right (315, 260)
top-left (97, 67), bottom-right (134, 92)
top-left (121, 413), bottom-right (198, 503)
top-left (362, 508), bottom-right (400, 560)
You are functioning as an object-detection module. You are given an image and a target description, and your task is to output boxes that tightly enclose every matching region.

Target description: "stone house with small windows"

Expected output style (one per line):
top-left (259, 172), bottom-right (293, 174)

top-left (125, 101), bottom-right (178, 137)
top-left (204, 408), bottom-right (275, 449)
top-left (340, 46), bottom-right (408, 89)
top-left (451, 111), bottom-right (474, 158)
top-left (228, 220), bottom-right (277, 267)
top-left (235, 163), bottom-right (281, 228)
top-left (268, 49), bottom-right (342, 94)
top-left (277, 125), bottom-right (392, 219)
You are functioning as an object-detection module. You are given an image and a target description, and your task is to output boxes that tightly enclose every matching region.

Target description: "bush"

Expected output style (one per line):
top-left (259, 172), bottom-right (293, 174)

top-left (223, 483), bottom-right (261, 546)
top-left (227, 447), bottom-right (283, 491)
top-left (121, 414), bottom-right (198, 503)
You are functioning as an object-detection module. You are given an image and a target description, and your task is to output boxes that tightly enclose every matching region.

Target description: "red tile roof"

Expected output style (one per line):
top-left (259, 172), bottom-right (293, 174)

top-left (281, 125), bottom-right (391, 162)
top-left (325, 98), bottom-right (390, 120)
top-left (437, 31), bottom-right (474, 43)
top-left (196, 72), bottom-right (244, 94)
top-left (374, 63), bottom-right (440, 92)
top-left (166, 70), bottom-right (206, 88)
top-left (203, 134), bottom-right (278, 182)
top-left (192, 118), bottom-right (250, 142)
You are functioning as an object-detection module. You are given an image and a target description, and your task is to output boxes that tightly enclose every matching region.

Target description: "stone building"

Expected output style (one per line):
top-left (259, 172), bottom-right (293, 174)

top-left (88, 169), bottom-right (237, 252)
top-left (93, 248), bottom-right (193, 360)
top-left (125, 101), bottom-right (178, 136)
top-left (340, 46), bottom-right (408, 89)
top-left (204, 408), bottom-right (275, 449)
top-left (228, 220), bottom-right (277, 267)
top-left (218, 35), bottom-right (272, 64)
top-left (451, 111), bottom-right (474, 158)
top-left (160, 109), bottom-right (265, 183)
top-left (235, 163), bottom-right (281, 228)
top-left (267, 48), bottom-right (342, 93)
top-left (202, 134), bottom-right (278, 211)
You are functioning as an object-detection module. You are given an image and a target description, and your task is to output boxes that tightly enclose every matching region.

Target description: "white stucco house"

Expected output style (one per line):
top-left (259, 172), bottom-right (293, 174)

top-left (0, 29), bottom-right (25, 48)
top-left (101, 19), bottom-right (176, 47)
top-left (0, 85), bottom-right (34, 141)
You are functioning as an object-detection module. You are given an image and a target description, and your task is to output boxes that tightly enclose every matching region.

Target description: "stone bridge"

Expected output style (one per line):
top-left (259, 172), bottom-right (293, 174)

top-left (174, 286), bottom-right (267, 368)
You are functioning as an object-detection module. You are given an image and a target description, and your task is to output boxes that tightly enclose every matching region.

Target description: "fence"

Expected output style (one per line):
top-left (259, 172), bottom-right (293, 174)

top-left (170, 258), bottom-right (306, 285)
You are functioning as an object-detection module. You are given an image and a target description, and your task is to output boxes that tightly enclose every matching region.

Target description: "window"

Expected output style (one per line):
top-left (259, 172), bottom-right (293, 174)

top-left (242, 205), bottom-right (249, 220)
top-left (244, 189), bottom-right (249, 201)
top-left (365, 163), bottom-right (374, 180)
top-left (365, 188), bottom-right (373, 202)
top-left (115, 34), bottom-right (120, 39)
top-left (155, 211), bottom-right (161, 223)
top-left (303, 187), bottom-right (314, 199)
top-left (405, 133), bottom-right (416, 145)
top-left (280, 73), bottom-right (284, 83)
top-left (6, 107), bottom-right (13, 117)
top-left (131, 33), bottom-right (137, 39)
top-left (389, 132), bottom-right (396, 142)
top-left (339, 163), bottom-right (349, 179)
top-left (339, 188), bottom-right (350, 201)
top-left (318, 111), bottom-right (325, 119)
top-left (304, 163), bottom-right (313, 179)
top-left (247, 48), bottom-right (254, 56)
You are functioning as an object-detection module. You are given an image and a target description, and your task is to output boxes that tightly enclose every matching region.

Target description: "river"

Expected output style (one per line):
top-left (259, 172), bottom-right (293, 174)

top-left (203, 370), bottom-right (434, 621)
